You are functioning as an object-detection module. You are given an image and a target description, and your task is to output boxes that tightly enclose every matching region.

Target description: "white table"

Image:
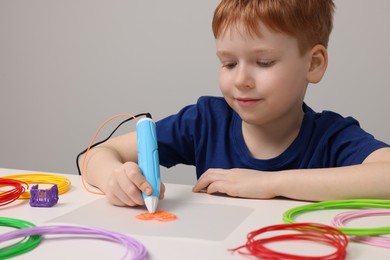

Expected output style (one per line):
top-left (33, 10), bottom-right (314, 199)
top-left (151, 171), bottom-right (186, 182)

top-left (1, 168), bottom-right (389, 259)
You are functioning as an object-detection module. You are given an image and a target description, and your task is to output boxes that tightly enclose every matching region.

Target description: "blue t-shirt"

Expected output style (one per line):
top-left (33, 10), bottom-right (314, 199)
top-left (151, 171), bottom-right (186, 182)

top-left (156, 96), bottom-right (389, 179)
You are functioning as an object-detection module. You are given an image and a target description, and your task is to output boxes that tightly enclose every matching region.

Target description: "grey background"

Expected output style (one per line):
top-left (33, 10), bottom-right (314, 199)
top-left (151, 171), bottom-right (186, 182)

top-left (1, 0), bottom-right (389, 185)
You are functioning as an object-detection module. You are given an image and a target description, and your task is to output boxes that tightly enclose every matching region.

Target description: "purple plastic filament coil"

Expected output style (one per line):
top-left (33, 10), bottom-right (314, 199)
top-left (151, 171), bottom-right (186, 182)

top-left (29, 184), bottom-right (59, 207)
top-left (0, 225), bottom-right (148, 260)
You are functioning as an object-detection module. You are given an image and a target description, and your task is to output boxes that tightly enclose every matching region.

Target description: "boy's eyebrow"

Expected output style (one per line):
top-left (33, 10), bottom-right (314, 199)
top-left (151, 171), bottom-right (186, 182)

top-left (216, 51), bottom-right (232, 57)
top-left (216, 48), bottom-right (279, 57)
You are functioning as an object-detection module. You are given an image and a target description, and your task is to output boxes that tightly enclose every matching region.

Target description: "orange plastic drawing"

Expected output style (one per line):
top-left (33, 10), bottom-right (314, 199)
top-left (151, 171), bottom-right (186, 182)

top-left (136, 210), bottom-right (177, 221)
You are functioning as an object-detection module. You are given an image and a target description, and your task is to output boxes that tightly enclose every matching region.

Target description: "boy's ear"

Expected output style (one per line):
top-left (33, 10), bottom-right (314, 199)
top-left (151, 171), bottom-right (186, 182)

top-left (306, 44), bottom-right (328, 83)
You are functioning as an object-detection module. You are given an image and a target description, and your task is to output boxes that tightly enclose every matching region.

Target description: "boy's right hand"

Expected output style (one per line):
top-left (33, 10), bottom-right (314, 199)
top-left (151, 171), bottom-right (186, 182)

top-left (103, 161), bottom-right (165, 207)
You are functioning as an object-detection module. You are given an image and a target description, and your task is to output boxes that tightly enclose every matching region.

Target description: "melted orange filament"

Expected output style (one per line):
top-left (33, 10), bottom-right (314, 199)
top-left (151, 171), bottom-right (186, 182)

top-left (136, 210), bottom-right (177, 221)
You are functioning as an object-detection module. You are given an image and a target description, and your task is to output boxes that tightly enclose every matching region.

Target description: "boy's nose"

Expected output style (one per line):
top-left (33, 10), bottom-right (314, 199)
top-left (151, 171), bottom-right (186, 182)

top-left (234, 66), bottom-right (255, 89)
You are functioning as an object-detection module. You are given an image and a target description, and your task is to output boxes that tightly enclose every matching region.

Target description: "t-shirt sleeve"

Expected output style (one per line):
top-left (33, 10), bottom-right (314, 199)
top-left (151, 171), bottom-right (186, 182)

top-left (155, 96), bottom-right (231, 169)
top-left (155, 98), bottom-right (206, 168)
top-left (323, 116), bottom-right (389, 166)
top-left (156, 108), bottom-right (196, 168)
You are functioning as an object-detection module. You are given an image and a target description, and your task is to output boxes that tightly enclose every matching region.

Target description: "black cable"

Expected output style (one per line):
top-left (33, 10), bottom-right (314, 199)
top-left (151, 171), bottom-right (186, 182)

top-left (76, 113), bottom-right (151, 175)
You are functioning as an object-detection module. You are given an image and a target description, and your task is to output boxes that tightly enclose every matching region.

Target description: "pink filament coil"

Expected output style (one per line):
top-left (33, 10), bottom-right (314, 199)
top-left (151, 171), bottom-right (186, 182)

top-left (331, 209), bottom-right (390, 248)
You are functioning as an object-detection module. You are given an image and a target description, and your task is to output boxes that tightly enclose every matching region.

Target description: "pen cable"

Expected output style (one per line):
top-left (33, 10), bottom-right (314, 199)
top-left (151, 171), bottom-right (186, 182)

top-left (76, 113), bottom-right (151, 195)
top-left (283, 199), bottom-right (390, 236)
top-left (230, 222), bottom-right (348, 260)
top-left (331, 209), bottom-right (390, 248)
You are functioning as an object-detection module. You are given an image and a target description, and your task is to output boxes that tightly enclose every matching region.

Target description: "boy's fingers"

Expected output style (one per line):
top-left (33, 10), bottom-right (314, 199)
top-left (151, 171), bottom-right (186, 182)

top-left (159, 183), bottom-right (166, 199)
top-left (193, 175), bottom-right (212, 192)
top-left (123, 162), bottom-right (152, 195)
top-left (192, 169), bottom-right (224, 192)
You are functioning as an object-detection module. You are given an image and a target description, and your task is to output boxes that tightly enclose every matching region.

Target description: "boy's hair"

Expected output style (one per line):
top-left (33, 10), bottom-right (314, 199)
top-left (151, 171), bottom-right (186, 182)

top-left (212, 0), bottom-right (335, 54)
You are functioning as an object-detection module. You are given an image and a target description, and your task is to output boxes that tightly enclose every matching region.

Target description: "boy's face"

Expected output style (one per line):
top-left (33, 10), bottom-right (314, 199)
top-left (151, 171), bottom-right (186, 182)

top-left (216, 22), bottom-right (312, 126)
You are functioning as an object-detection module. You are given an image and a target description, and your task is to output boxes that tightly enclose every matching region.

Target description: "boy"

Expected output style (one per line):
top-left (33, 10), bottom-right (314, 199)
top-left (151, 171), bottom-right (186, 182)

top-left (82, 0), bottom-right (390, 207)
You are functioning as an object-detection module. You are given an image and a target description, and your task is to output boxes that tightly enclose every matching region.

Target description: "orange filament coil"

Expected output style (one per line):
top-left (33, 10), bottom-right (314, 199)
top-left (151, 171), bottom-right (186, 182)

top-left (2, 173), bottom-right (71, 199)
top-left (136, 210), bottom-right (177, 221)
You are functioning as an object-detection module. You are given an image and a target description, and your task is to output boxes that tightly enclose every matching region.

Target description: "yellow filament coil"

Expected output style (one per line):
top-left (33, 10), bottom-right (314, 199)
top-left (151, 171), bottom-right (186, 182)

top-left (2, 173), bottom-right (71, 199)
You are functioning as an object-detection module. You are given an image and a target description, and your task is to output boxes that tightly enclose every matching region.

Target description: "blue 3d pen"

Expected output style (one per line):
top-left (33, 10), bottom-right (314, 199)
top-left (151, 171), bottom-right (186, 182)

top-left (136, 116), bottom-right (161, 213)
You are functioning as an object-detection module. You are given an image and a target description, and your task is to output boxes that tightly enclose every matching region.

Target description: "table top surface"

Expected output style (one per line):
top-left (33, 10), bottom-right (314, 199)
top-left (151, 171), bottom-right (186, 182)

top-left (1, 168), bottom-right (389, 259)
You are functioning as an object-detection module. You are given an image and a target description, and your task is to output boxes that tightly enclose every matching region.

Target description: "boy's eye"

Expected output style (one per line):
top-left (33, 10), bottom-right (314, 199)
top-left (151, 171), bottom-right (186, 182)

top-left (222, 62), bottom-right (237, 69)
top-left (257, 60), bottom-right (275, 67)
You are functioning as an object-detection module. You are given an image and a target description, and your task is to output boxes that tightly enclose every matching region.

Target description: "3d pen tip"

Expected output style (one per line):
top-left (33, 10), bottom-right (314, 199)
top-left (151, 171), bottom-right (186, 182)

top-left (144, 196), bottom-right (159, 213)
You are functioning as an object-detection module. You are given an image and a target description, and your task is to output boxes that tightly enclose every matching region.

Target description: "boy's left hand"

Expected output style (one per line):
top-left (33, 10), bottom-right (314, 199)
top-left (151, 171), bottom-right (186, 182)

top-left (192, 168), bottom-right (278, 199)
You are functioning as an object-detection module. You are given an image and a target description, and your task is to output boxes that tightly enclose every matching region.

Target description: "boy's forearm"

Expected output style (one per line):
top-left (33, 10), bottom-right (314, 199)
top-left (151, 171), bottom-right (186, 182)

top-left (274, 162), bottom-right (390, 201)
top-left (80, 132), bottom-right (138, 192)
top-left (81, 147), bottom-right (124, 192)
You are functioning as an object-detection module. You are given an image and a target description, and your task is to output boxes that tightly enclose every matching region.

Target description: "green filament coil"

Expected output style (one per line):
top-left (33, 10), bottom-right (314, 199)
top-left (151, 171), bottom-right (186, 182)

top-left (283, 199), bottom-right (390, 236)
top-left (0, 217), bottom-right (42, 259)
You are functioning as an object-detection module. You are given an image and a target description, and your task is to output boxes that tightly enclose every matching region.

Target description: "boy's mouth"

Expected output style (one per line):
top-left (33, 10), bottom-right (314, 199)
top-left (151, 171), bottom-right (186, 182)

top-left (236, 97), bottom-right (261, 107)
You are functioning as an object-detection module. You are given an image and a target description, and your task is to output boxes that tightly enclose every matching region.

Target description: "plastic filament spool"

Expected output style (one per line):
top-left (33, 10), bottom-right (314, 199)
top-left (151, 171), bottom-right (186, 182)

top-left (331, 209), bottom-right (390, 248)
top-left (283, 199), bottom-right (390, 236)
top-left (0, 217), bottom-right (42, 259)
top-left (0, 178), bottom-right (28, 206)
top-left (0, 224), bottom-right (148, 260)
top-left (230, 222), bottom-right (348, 260)
top-left (2, 173), bottom-right (71, 199)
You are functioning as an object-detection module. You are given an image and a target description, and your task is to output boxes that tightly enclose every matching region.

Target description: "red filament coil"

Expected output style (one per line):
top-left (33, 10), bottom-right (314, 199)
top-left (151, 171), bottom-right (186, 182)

top-left (231, 222), bottom-right (348, 260)
top-left (0, 178), bottom-right (28, 206)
